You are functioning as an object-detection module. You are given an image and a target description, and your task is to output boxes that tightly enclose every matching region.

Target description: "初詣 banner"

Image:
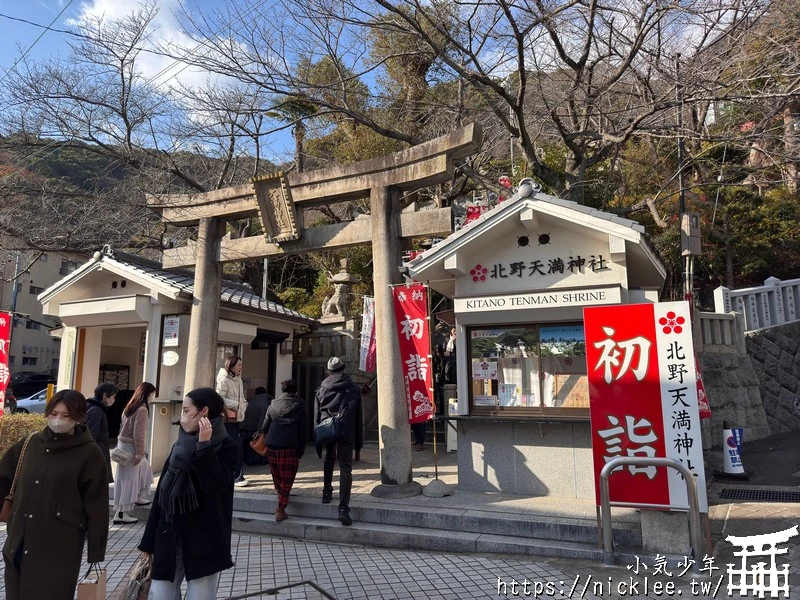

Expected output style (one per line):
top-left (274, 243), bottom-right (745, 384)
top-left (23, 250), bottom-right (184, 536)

top-left (584, 301), bottom-right (707, 511)
top-left (392, 284), bottom-right (435, 425)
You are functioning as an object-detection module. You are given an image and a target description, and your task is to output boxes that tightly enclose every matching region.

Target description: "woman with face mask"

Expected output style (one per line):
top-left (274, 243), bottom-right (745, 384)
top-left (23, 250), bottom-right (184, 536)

top-left (139, 387), bottom-right (239, 599)
top-left (85, 381), bottom-right (117, 484)
top-left (113, 381), bottom-right (156, 524)
top-left (0, 389), bottom-right (109, 600)
top-left (215, 354), bottom-right (248, 487)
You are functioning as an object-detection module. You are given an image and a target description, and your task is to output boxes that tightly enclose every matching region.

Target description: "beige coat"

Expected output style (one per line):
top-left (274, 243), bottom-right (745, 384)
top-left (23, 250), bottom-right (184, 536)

top-left (216, 368), bottom-right (247, 422)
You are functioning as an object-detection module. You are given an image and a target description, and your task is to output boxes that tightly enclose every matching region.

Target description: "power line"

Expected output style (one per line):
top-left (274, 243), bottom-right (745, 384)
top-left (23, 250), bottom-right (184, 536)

top-left (0, 1), bottom-right (76, 88)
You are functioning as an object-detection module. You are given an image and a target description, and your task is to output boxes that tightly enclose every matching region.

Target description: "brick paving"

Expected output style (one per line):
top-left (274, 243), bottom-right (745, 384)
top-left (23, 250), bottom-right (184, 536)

top-left (0, 441), bottom-right (796, 599)
top-left (3, 512), bottom-right (798, 599)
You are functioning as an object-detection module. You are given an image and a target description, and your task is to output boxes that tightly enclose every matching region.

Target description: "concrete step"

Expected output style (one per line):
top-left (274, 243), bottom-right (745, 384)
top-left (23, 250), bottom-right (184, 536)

top-left (229, 493), bottom-right (642, 548)
top-left (120, 492), bottom-right (641, 561)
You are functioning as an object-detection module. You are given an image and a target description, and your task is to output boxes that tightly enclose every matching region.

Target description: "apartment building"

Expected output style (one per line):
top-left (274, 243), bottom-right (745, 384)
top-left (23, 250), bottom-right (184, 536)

top-left (0, 251), bottom-right (83, 376)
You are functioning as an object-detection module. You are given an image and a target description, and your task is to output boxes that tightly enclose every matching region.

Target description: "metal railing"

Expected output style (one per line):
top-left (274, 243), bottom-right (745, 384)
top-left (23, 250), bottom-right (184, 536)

top-left (600, 457), bottom-right (704, 569)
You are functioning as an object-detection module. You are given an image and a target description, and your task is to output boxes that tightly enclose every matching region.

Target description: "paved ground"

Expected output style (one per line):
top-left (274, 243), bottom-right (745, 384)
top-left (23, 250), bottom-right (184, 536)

top-left (0, 434), bottom-right (796, 599)
top-left (0, 520), bottom-right (753, 599)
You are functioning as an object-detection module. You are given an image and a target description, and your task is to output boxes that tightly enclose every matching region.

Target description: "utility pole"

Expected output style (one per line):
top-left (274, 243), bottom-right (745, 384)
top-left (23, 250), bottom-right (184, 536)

top-left (676, 54), bottom-right (691, 300)
top-left (9, 251), bottom-right (21, 350)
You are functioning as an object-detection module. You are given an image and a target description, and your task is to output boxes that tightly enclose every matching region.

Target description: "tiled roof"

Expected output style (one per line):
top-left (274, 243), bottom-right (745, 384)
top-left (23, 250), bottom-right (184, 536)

top-left (109, 251), bottom-right (315, 325)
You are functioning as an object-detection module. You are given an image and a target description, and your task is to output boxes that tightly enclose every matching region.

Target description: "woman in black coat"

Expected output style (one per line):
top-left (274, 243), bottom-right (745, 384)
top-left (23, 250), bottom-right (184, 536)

top-left (261, 379), bottom-right (306, 522)
top-left (139, 387), bottom-right (239, 599)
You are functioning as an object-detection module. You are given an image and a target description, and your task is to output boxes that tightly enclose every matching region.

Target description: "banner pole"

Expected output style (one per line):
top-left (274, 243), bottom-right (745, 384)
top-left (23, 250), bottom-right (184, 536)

top-left (426, 282), bottom-right (439, 480)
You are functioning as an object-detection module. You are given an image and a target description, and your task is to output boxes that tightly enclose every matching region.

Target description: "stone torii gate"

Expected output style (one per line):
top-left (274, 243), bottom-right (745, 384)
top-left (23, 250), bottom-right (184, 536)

top-left (147, 124), bottom-right (482, 497)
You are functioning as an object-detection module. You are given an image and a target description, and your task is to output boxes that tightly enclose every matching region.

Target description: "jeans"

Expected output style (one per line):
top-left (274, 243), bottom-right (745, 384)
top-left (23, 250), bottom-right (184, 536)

top-left (224, 422), bottom-right (244, 480)
top-left (323, 438), bottom-right (353, 508)
top-left (149, 547), bottom-right (219, 600)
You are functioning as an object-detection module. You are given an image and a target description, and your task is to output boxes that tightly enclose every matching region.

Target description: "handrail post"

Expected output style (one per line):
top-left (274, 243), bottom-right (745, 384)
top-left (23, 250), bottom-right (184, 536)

top-left (599, 457), bottom-right (704, 568)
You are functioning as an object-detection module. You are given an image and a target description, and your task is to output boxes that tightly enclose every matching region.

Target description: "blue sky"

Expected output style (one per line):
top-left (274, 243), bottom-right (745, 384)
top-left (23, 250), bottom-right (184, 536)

top-left (0, 0), bottom-right (295, 161)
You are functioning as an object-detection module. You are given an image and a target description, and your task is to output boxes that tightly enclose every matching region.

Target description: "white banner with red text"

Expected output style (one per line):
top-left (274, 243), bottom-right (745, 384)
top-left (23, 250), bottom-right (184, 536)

top-left (359, 296), bottom-right (376, 373)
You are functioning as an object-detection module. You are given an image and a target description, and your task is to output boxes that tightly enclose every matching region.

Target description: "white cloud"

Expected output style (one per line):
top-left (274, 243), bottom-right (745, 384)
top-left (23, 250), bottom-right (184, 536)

top-left (67, 0), bottom-right (218, 90)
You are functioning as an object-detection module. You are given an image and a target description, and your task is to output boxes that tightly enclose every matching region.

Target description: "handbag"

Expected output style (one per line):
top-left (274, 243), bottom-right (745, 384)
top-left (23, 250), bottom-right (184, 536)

top-left (0, 433), bottom-right (35, 523)
top-left (111, 446), bottom-right (134, 466)
top-left (249, 432), bottom-right (268, 457)
top-left (224, 406), bottom-right (238, 422)
top-left (77, 564), bottom-right (107, 600)
top-left (314, 415), bottom-right (342, 446)
top-left (125, 554), bottom-right (152, 600)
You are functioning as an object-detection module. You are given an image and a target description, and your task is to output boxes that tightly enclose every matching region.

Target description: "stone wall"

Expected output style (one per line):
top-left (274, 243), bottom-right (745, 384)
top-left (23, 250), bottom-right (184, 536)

top-left (699, 352), bottom-right (771, 447)
top-left (744, 321), bottom-right (800, 433)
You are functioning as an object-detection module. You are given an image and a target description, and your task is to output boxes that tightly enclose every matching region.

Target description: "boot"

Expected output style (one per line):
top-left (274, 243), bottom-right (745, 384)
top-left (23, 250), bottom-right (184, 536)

top-left (135, 493), bottom-right (151, 506)
top-left (338, 506), bottom-right (352, 526)
top-left (275, 507), bottom-right (288, 522)
top-left (114, 511), bottom-right (138, 524)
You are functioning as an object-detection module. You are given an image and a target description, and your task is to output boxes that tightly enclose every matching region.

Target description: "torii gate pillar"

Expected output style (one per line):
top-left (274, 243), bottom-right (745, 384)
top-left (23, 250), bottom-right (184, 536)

top-left (184, 217), bottom-right (224, 392)
top-left (370, 186), bottom-right (420, 497)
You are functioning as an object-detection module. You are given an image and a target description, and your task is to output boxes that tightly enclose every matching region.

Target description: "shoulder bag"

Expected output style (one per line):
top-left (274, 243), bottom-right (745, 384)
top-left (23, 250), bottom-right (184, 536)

top-left (314, 414), bottom-right (342, 446)
top-left (110, 446), bottom-right (134, 465)
top-left (0, 433), bottom-right (35, 522)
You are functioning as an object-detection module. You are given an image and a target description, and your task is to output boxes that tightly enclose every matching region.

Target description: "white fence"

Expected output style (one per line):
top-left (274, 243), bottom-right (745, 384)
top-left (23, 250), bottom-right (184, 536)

top-left (697, 311), bottom-right (747, 355)
top-left (714, 277), bottom-right (800, 332)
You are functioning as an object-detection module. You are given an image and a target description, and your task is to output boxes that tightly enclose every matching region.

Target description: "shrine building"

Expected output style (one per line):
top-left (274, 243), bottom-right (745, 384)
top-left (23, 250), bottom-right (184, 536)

top-left (38, 248), bottom-right (314, 470)
top-left (406, 182), bottom-right (667, 498)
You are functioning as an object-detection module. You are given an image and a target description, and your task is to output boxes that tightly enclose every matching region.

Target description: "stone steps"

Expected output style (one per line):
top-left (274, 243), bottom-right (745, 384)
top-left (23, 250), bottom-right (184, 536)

top-left (125, 492), bottom-right (642, 561)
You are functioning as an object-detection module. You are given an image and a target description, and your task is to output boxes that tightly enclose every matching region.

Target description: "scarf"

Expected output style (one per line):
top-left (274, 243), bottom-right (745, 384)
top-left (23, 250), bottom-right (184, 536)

top-left (158, 416), bottom-right (227, 520)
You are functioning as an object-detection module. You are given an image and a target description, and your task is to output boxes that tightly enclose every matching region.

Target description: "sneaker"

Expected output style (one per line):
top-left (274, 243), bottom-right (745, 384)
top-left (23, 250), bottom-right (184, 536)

top-left (234, 478), bottom-right (249, 488)
top-left (113, 511), bottom-right (138, 524)
top-left (275, 507), bottom-right (288, 522)
top-left (338, 507), bottom-right (352, 526)
top-left (322, 490), bottom-right (333, 504)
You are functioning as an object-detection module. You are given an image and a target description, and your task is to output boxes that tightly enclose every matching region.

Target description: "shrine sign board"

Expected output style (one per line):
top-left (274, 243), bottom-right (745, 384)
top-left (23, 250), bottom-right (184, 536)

top-left (584, 301), bottom-right (708, 512)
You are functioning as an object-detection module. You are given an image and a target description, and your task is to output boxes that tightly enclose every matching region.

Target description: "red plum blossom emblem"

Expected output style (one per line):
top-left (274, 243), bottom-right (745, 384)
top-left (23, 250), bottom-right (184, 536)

top-left (470, 264), bottom-right (488, 282)
top-left (658, 311), bottom-right (685, 334)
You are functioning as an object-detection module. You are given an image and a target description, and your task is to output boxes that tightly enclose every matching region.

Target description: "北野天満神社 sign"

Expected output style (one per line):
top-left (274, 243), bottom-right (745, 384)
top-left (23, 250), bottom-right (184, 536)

top-left (392, 284), bottom-right (435, 425)
top-left (455, 286), bottom-right (620, 313)
top-left (584, 301), bottom-right (708, 512)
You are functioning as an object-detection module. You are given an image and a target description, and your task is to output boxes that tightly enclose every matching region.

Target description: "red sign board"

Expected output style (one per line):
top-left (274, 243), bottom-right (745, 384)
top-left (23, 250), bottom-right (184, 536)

top-left (392, 284), bottom-right (435, 424)
top-left (584, 301), bottom-right (707, 511)
top-left (0, 311), bottom-right (11, 417)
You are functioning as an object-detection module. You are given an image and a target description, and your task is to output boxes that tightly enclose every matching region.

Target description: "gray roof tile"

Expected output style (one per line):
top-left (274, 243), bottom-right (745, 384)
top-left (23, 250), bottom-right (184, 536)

top-left (108, 251), bottom-right (315, 324)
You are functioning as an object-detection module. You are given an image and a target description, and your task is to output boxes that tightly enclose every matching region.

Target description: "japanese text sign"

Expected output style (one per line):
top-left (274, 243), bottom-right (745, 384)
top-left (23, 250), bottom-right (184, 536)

top-left (359, 296), bottom-right (376, 373)
top-left (392, 284), bottom-right (435, 424)
top-left (0, 311), bottom-right (11, 417)
top-left (584, 302), bottom-right (708, 511)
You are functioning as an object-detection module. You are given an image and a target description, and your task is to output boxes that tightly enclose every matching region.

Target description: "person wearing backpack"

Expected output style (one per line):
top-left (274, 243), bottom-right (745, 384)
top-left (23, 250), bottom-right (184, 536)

top-left (313, 356), bottom-right (362, 526)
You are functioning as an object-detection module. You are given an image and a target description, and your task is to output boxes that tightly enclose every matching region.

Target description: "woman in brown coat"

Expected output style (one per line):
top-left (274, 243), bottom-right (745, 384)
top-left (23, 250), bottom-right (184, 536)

top-left (0, 389), bottom-right (109, 600)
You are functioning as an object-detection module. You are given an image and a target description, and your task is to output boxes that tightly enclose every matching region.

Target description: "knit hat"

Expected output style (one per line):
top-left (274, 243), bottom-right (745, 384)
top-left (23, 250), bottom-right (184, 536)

top-left (327, 356), bottom-right (346, 372)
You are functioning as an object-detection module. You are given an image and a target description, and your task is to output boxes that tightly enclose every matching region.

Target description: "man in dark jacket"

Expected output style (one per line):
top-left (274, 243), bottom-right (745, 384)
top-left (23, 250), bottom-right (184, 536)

top-left (241, 386), bottom-right (272, 465)
top-left (314, 356), bottom-right (362, 526)
top-left (85, 381), bottom-right (117, 483)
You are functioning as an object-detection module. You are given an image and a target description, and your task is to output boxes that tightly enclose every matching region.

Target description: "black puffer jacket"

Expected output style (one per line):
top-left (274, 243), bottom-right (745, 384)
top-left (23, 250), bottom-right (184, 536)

top-left (261, 393), bottom-right (307, 458)
top-left (314, 372), bottom-right (363, 450)
top-left (85, 396), bottom-right (113, 483)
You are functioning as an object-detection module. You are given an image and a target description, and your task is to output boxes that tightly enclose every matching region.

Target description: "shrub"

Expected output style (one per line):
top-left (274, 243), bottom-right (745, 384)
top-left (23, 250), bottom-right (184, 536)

top-left (0, 413), bottom-right (47, 457)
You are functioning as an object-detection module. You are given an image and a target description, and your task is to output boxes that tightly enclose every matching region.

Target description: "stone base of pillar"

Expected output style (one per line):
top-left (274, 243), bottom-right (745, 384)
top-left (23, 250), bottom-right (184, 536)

top-left (370, 481), bottom-right (423, 499)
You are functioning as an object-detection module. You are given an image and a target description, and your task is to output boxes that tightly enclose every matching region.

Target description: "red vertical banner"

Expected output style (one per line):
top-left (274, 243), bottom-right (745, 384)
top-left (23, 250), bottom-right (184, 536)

top-left (584, 303), bottom-right (670, 507)
top-left (392, 284), bottom-right (435, 424)
top-left (0, 311), bottom-right (11, 417)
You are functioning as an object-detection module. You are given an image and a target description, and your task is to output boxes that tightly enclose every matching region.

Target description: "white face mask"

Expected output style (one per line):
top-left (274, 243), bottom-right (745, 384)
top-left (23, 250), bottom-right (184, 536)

top-left (180, 412), bottom-right (201, 434)
top-left (48, 417), bottom-right (75, 434)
